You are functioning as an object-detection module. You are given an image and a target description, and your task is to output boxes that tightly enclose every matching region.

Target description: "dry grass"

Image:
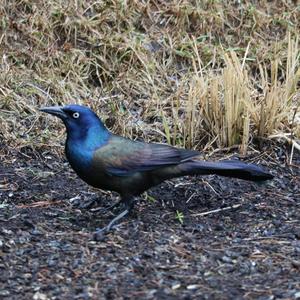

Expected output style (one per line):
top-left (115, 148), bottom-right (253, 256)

top-left (0, 0), bottom-right (299, 157)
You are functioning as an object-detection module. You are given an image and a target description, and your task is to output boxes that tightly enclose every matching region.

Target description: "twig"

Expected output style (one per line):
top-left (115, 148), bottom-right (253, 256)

top-left (25, 83), bottom-right (54, 101)
top-left (269, 133), bottom-right (300, 164)
top-left (17, 200), bottom-right (62, 208)
top-left (192, 204), bottom-right (242, 217)
top-left (202, 180), bottom-right (221, 196)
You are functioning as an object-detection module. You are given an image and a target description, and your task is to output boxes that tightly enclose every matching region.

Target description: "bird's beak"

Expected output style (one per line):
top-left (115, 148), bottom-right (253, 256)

top-left (39, 106), bottom-right (67, 119)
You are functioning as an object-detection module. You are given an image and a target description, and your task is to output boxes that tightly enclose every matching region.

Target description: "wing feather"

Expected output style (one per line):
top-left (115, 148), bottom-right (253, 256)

top-left (93, 135), bottom-right (199, 176)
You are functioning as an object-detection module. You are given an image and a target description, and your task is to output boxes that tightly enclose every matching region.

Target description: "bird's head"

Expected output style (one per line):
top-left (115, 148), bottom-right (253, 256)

top-left (40, 104), bottom-right (109, 142)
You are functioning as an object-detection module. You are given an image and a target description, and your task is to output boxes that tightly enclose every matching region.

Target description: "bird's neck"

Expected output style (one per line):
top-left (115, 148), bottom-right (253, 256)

top-left (65, 125), bottom-right (110, 172)
top-left (67, 123), bottom-right (110, 149)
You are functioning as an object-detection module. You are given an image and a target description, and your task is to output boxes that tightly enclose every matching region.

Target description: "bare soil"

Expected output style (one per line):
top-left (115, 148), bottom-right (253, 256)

top-left (0, 144), bottom-right (299, 299)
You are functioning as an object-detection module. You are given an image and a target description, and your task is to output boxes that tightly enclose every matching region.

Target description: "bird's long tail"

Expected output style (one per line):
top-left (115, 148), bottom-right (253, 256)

top-left (180, 160), bottom-right (273, 182)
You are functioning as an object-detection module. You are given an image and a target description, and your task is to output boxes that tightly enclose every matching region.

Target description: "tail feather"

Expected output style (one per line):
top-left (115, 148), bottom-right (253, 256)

top-left (181, 160), bottom-right (273, 182)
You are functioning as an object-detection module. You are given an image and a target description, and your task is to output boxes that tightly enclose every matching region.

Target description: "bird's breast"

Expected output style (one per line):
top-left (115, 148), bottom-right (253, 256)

top-left (65, 141), bottom-right (112, 190)
top-left (65, 143), bottom-right (93, 177)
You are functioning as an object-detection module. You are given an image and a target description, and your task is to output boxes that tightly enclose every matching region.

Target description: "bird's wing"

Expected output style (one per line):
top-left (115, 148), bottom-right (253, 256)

top-left (93, 135), bottom-right (199, 176)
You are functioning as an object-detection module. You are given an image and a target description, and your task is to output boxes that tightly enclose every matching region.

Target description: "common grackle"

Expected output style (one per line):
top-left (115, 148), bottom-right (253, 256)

top-left (40, 105), bottom-right (273, 236)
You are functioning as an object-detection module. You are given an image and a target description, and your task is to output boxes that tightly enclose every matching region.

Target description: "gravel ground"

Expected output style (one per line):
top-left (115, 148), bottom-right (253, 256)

top-left (0, 145), bottom-right (299, 299)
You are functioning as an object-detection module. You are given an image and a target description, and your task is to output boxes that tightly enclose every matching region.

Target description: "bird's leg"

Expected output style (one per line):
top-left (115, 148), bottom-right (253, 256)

top-left (105, 196), bottom-right (135, 230)
top-left (93, 196), bottom-right (134, 240)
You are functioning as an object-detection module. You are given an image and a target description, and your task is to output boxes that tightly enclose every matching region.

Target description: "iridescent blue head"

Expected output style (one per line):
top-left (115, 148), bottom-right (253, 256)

top-left (40, 104), bottom-right (110, 146)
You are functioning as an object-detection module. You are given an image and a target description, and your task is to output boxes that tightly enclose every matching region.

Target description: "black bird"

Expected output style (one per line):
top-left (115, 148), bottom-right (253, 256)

top-left (40, 104), bottom-right (273, 234)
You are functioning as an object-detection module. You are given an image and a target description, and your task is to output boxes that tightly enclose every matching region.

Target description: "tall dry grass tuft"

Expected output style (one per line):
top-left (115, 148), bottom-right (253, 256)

top-left (183, 36), bottom-right (299, 154)
top-left (185, 50), bottom-right (253, 153)
top-left (258, 34), bottom-right (300, 139)
top-left (0, 1), bottom-right (299, 157)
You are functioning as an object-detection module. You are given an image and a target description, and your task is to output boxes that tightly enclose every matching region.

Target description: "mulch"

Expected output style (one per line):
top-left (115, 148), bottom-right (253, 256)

top-left (0, 144), bottom-right (299, 299)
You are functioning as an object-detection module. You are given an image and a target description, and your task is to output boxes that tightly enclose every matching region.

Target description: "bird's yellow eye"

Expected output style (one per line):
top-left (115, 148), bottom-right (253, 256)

top-left (73, 112), bottom-right (80, 119)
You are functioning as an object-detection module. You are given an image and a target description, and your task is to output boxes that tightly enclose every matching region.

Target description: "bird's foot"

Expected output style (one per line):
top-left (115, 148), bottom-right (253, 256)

top-left (91, 199), bottom-right (123, 214)
top-left (93, 208), bottom-right (131, 241)
top-left (93, 227), bottom-right (110, 241)
top-left (71, 195), bottom-right (102, 209)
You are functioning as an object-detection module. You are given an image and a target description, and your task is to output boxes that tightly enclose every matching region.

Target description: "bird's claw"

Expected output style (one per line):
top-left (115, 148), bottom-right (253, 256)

top-left (93, 230), bottom-right (107, 241)
top-left (92, 209), bottom-right (129, 241)
top-left (91, 200), bottom-right (124, 213)
top-left (93, 226), bottom-right (114, 241)
top-left (72, 197), bottom-right (102, 209)
top-left (90, 207), bottom-right (110, 213)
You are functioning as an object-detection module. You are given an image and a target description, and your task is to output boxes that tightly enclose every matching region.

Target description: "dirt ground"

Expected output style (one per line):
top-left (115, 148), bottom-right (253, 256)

top-left (0, 143), bottom-right (299, 299)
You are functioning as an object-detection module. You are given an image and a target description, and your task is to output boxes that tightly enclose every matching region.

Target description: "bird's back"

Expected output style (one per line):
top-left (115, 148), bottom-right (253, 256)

top-left (83, 135), bottom-right (199, 195)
